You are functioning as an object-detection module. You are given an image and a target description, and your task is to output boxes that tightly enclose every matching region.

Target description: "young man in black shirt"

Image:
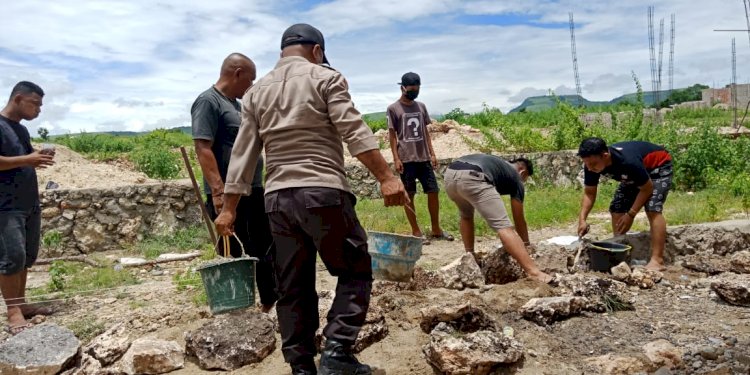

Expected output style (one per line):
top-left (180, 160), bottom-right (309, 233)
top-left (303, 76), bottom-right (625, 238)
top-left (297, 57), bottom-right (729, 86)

top-left (0, 81), bottom-right (55, 334)
top-left (577, 137), bottom-right (673, 271)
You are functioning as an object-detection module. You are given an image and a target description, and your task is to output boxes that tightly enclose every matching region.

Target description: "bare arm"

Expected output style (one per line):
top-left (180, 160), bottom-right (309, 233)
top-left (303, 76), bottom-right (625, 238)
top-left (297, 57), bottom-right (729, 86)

top-left (630, 179), bottom-right (654, 215)
top-left (510, 198), bottom-right (530, 244)
top-left (388, 129), bottom-right (403, 173)
top-left (578, 185), bottom-right (598, 236)
top-left (425, 125), bottom-right (437, 168)
top-left (356, 149), bottom-right (408, 207)
top-left (193, 140), bottom-right (224, 195)
top-left (0, 152), bottom-right (53, 171)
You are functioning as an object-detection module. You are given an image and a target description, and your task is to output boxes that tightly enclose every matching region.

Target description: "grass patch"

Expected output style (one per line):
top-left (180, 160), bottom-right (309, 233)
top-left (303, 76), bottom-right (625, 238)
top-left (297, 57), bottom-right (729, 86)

top-left (130, 226), bottom-right (212, 259)
top-left (172, 270), bottom-right (208, 307)
top-left (44, 261), bottom-right (138, 294)
top-left (66, 316), bottom-right (105, 344)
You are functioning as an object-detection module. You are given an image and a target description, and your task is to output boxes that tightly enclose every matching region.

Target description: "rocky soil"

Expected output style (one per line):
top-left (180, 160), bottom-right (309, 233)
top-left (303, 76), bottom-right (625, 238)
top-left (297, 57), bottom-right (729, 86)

top-left (1, 220), bottom-right (748, 374)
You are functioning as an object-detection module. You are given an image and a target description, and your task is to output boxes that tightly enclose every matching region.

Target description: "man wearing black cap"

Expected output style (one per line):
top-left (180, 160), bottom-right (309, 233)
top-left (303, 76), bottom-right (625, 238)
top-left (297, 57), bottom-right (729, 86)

top-left (215, 23), bottom-right (407, 375)
top-left (387, 72), bottom-right (452, 245)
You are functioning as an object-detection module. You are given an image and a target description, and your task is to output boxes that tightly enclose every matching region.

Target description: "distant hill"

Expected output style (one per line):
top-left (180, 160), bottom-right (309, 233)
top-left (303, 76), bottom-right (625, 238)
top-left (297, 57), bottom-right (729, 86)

top-left (510, 90), bottom-right (676, 113)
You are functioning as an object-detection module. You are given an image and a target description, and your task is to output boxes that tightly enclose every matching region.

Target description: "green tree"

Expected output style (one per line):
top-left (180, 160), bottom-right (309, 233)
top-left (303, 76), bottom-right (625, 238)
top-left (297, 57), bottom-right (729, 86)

top-left (659, 83), bottom-right (709, 107)
top-left (37, 127), bottom-right (49, 140)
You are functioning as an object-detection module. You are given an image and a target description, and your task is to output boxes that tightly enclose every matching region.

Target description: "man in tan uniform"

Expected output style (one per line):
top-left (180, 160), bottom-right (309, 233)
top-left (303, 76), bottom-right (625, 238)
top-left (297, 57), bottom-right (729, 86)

top-left (215, 24), bottom-right (407, 375)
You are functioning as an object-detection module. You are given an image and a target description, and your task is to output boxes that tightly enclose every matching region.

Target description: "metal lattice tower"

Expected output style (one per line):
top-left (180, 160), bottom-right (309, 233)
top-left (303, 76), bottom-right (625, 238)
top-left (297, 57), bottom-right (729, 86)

top-left (732, 38), bottom-right (738, 127)
top-left (648, 6), bottom-right (658, 102)
top-left (744, 0), bottom-right (750, 48)
top-left (669, 14), bottom-right (675, 96)
top-left (569, 12), bottom-right (582, 106)
top-left (657, 18), bottom-right (665, 107)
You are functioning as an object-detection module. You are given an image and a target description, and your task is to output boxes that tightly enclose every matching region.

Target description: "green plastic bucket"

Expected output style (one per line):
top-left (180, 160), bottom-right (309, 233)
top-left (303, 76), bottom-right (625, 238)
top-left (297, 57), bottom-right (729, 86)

top-left (197, 256), bottom-right (258, 315)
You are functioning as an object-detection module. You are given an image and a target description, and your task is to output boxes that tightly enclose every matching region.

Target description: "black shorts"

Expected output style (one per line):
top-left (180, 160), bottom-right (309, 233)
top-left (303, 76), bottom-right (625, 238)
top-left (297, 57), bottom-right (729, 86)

top-left (0, 207), bottom-right (41, 274)
top-left (400, 161), bottom-right (439, 195)
top-left (610, 163), bottom-right (673, 214)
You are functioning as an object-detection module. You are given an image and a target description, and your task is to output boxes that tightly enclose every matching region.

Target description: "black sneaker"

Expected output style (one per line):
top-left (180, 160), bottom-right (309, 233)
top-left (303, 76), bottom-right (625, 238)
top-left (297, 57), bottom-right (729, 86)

top-left (319, 339), bottom-right (372, 375)
top-left (291, 360), bottom-right (317, 375)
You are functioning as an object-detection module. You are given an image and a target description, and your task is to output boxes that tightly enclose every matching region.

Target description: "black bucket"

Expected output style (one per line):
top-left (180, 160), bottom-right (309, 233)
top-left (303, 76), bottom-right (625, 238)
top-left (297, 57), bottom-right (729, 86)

top-left (588, 241), bottom-right (632, 272)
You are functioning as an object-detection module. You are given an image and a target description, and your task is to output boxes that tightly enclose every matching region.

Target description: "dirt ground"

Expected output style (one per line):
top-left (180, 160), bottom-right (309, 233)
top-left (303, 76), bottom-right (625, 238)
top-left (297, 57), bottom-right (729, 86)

top-left (33, 143), bottom-right (155, 191)
top-left (7, 221), bottom-right (749, 374)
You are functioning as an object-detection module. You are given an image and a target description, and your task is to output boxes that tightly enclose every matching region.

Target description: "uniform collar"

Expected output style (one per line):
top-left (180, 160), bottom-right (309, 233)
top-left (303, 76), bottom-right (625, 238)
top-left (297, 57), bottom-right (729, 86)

top-left (275, 56), bottom-right (313, 69)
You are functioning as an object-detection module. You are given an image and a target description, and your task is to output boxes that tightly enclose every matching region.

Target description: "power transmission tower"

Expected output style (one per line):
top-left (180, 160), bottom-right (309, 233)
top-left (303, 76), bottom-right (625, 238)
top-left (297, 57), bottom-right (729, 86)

top-left (648, 6), bottom-right (657, 105)
top-left (569, 12), bottom-right (582, 106)
top-left (657, 18), bottom-right (665, 107)
top-left (732, 38), bottom-right (738, 127)
top-left (669, 14), bottom-right (675, 97)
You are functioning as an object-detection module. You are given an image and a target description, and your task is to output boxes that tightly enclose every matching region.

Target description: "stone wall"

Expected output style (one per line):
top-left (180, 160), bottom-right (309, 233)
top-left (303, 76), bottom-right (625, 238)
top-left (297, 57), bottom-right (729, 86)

top-left (39, 181), bottom-right (202, 257)
top-left (347, 151), bottom-right (584, 199)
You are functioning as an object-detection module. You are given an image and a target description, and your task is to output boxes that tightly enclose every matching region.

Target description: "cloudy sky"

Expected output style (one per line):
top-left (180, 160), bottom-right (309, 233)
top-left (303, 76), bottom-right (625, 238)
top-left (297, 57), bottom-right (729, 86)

top-left (1, 0), bottom-right (748, 135)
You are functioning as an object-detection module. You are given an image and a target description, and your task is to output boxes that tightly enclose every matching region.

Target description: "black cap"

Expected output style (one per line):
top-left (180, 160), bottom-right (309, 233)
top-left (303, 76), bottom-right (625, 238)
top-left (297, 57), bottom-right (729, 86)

top-left (399, 72), bottom-right (421, 86)
top-left (281, 23), bottom-right (329, 65)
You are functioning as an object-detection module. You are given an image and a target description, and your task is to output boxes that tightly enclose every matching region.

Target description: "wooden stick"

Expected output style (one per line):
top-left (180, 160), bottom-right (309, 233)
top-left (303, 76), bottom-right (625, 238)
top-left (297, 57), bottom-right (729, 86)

top-left (180, 146), bottom-right (217, 246)
top-left (120, 252), bottom-right (203, 268)
top-left (35, 255), bottom-right (101, 267)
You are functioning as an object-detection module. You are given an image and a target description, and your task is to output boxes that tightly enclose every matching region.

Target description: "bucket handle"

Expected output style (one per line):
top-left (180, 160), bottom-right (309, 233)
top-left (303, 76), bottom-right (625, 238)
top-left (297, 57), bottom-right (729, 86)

top-left (214, 233), bottom-right (259, 261)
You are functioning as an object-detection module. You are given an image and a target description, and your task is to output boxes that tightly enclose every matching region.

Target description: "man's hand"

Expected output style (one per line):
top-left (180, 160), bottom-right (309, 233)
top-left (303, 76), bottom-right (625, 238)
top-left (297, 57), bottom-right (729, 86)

top-left (615, 214), bottom-right (634, 235)
top-left (26, 152), bottom-right (54, 169)
top-left (577, 220), bottom-right (590, 237)
top-left (214, 210), bottom-right (236, 236)
top-left (380, 176), bottom-right (409, 207)
top-left (211, 194), bottom-right (224, 214)
top-left (430, 154), bottom-right (438, 170)
top-left (394, 159), bottom-right (404, 174)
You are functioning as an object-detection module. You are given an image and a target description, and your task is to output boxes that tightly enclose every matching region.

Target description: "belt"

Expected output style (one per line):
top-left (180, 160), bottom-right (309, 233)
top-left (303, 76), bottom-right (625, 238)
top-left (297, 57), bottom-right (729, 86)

top-left (448, 161), bottom-right (482, 172)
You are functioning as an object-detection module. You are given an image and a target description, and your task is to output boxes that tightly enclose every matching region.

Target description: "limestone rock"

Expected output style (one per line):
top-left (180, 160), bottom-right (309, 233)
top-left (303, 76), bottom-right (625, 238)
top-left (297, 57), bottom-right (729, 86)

top-left (119, 338), bottom-right (183, 375)
top-left (314, 290), bottom-right (388, 353)
top-left (630, 267), bottom-right (662, 289)
top-left (422, 323), bottom-right (524, 375)
top-left (682, 254), bottom-right (731, 275)
top-left (59, 353), bottom-right (103, 375)
top-left (711, 273), bottom-right (750, 307)
top-left (185, 310), bottom-right (276, 370)
top-left (519, 296), bottom-right (589, 325)
top-left (85, 322), bottom-right (131, 366)
top-left (0, 324), bottom-right (80, 375)
top-left (481, 246), bottom-right (525, 284)
top-left (556, 273), bottom-right (633, 312)
top-left (643, 339), bottom-right (683, 369)
top-left (610, 262), bottom-right (632, 281)
top-left (730, 251), bottom-right (750, 274)
top-left (586, 354), bottom-right (650, 375)
top-left (439, 253), bottom-right (485, 290)
top-left (419, 302), bottom-right (496, 334)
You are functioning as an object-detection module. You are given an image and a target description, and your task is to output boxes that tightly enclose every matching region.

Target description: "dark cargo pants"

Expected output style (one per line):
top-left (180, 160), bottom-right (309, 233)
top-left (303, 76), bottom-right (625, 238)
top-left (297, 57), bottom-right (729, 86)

top-left (207, 187), bottom-right (278, 306)
top-left (264, 187), bottom-right (373, 365)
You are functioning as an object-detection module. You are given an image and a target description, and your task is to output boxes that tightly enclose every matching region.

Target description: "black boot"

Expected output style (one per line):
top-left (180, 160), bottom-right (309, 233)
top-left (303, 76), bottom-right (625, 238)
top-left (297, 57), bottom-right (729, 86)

top-left (290, 359), bottom-right (317, 375)
top-left (319, 339), bottom-right (372, 375)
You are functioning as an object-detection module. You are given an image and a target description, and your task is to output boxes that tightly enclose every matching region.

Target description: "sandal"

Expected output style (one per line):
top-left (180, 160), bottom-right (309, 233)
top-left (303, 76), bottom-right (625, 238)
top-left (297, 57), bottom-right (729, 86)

top-left (5, 322), bottom-right (33, 336)
top-left (420, 236), bottom-right (431, 246)
top-left (430, 232), bottom-right (455, 241)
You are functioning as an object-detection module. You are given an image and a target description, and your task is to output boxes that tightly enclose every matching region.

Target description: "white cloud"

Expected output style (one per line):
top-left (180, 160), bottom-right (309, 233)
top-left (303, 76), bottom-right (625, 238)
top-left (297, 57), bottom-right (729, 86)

top-left (0, 0), bottom-right (748, 134)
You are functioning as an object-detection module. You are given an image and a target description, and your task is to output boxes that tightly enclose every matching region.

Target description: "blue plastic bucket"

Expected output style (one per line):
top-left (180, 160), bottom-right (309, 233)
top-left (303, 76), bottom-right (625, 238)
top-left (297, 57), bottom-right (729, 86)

top-left (367, 231), bottom-right (422, 282)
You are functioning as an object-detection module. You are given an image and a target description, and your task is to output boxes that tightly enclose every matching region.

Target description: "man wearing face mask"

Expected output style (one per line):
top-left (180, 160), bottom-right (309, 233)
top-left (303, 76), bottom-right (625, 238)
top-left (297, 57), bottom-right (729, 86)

top-left (443, 154), bottom-right (552, 283)
top-left (387, 72), bottom-right (452, 245)
top-left (215, 23), bottom-right (408, 375)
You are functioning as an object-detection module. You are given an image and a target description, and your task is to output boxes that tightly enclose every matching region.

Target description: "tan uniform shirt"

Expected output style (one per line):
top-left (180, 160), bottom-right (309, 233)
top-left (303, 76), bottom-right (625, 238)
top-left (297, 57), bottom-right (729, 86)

top-left (224, 56), bottom-right (379, 196)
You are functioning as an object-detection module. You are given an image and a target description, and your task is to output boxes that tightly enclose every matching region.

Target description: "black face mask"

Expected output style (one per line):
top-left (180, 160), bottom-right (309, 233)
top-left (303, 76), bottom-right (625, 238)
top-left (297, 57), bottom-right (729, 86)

top-left (405, 90), bottom-right (419, 100)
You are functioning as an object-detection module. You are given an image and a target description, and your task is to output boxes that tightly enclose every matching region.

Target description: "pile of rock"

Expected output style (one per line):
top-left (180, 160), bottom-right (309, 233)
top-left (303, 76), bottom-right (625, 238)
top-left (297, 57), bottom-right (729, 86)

top-left (420, 302), bottom-right (525, 375)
